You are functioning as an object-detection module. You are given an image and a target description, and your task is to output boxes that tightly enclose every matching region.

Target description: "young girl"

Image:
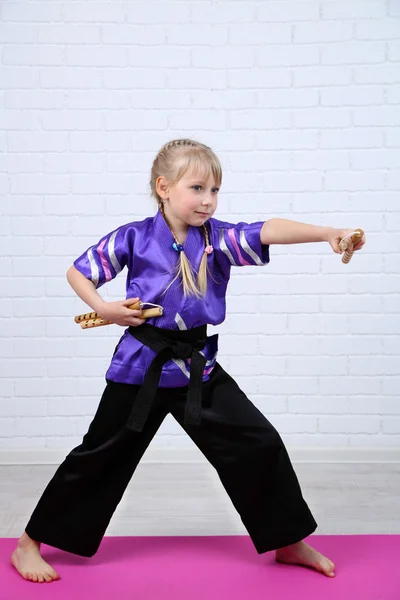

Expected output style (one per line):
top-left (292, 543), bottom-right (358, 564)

top-left (11, 138), bottom-right (365, 583)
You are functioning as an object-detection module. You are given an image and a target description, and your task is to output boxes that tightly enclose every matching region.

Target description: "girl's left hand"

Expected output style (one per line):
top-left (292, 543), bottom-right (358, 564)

top-left (327, 228), bottom-right (366, 254)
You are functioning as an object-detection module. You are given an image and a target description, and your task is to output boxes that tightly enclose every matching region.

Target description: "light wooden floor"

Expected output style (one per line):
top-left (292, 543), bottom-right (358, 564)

top-left (1, 463), bottom-right (399, 538)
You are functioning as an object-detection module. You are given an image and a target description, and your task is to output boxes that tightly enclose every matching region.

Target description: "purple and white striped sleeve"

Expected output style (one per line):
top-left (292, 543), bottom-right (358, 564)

top-left (73, 224), bottom-right (132, 288)
top-left (211, 219), bottom-right (270, 268)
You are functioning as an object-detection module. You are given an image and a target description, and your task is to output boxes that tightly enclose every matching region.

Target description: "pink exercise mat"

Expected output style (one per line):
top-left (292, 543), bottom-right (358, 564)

top-left (2, 534), bottom-right (399, 600)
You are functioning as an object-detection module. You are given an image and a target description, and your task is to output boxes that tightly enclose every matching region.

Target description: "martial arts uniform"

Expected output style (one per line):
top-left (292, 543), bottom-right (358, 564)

top-left (25, 209), bottom-right (317, 557)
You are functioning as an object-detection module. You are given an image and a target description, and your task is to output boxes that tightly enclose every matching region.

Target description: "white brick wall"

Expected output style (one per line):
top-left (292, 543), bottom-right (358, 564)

top-left (1, 0), bottom-right (399, 454)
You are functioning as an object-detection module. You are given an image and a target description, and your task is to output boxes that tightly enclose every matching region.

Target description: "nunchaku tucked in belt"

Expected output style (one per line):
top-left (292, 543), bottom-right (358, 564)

top-left (74, 229), bottom-right (364, 329)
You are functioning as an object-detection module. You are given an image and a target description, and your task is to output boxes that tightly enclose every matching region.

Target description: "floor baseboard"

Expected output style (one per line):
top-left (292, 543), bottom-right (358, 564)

top-left (1, 447), bottom-right (400, 465)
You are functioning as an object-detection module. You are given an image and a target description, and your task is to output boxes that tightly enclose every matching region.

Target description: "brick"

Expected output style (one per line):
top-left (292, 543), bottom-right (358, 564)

top-left (258, 89), bottom-right (318, 107)
top-left (321, 295), bottom-right (382, 314)
top-left (231, 109), bottom-right (290, 130)
top-left (321, 129), bottom-right (383, 149)
top-left (44, 154), bottom-right (105, 174)
top-left (354, 106), bottom-right (400, 126)
top-left (319, 416), bottom-right (380, 434)
top-left (321, 42), bottom-right (386, 65)
top-left (387, 85), bottom-right (400, 105)
top-left (38, 24), bottom-right (101, 44)
top-left (0, 67), bottom-right (39, 89)
top-left (288, 315), bottom-right (348, 334)
top-left (382, 417), bottom-right (400, 434)
top-left (229, 68), bottom-right (291, 89)
top-left (167, 24), bottom-right (228, 45)
top-left (325, 170), bottom-right (386, 191)
top-left (7, 132), bottom-right (68, 153)
top-left (258, 45), bottom-right (319, 67)
top-left (40, 67), bottom-right (102, 89)
top-left (0, 23), bottom-right (36, 43)
top-left (386, 128), bottom-right (400, 147)
top-left (389, 0), bottom-right (400, 16)
top-left (294, 66), bottom-right (352, 87)
top-left (169, 110), bottom-right (227, 131)
top-left (295, 22), bottom-right (353, 43)
top-left (102, 24), bottom-right (166, 46)
top-left (230, 23), bottom-right (291, 44)
top-left (295, 108), bottom-right (351, 128)
top-left (292, 150), bottom-right (349, 171)
top-left (2, 45), bottom-right (64, 66)
top-left (0, 237), bottom-right (42, 257)
top-left (5, 90), bottom-right (65, 110)
top-left (321, 86), bottom-right (384, 106)
top-left (64, 3), bottom-right (125, 22)
top-left (385, 256), bottom-right (400, 273)
top-left (350, 315), bottom-right (400, 334)
top-left (260, 335), bottom-right (320, 356)
top-left (70, 132), bottom-right (130, 152)
top-left (229, 151), bottom-right (291, 172)
top-left (71, 174), bottom-right (133, 194)
top-left (193, 47), bottom-right (254, 68)
top-left (10, 175), bottom-right (69, 195)
top-left (66, 46), bottom-right (127, 67)
top-left (192, 2), bottom-right (254, 23)
top-left (387, 172), bottom-right (400, 190)
top-left (354, 64), bottom-right (400, 84)
top-left (41, 111), bottom-right (103, 131)
top-left (192, 91), bottom-right (255, 110)
top-left (258, 377), bottom-right (318, 395)
top-left (12, 217), bottom-right (69, 236)
top-left (128, 2), bottom-right (191, 23)
top-left (287, 356), bottom-right (347, 375)
top-left (356, 19), bottom-right (400, 40)
top-left (1, 3), bottom-right (62, 21)
top-left (168, 69), bottom-right (227, 90)
top-left (257, 2), bottom-right (319, 22)
top-left (321, 2), bottom-right (386, 19)
top-left (262, 172), bottom-right (323, 192)
top-left (258, 130), bottom-right (318, 150)
top-left (388, 41), bottom-right (400, 61)
top-left (104, 68), bottom-right (167, 89)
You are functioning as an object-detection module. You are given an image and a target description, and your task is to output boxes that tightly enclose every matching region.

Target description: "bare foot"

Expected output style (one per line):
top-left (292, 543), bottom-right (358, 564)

top-left (10, 532), bottom-right (60, 583)
top-left (275, 540), bottom-right (335, 577)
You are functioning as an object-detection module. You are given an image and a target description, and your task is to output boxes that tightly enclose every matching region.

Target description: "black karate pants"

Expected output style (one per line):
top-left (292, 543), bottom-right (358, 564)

top-left (25, 363), bottom-right (317, 557)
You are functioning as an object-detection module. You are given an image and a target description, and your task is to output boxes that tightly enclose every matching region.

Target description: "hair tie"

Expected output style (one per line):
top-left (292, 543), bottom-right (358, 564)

top-left (172, 242), bottom-right (184, 253)
top-left (204, 245), bottom-right (213, 255)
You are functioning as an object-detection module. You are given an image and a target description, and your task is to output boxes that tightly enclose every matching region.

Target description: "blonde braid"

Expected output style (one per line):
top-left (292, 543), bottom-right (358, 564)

top-left (160, 204), bottom-right (212, 297)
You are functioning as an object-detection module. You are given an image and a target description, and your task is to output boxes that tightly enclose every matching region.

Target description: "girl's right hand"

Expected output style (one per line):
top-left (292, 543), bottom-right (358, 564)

top-left (96, 298), bottom-right (145, 327)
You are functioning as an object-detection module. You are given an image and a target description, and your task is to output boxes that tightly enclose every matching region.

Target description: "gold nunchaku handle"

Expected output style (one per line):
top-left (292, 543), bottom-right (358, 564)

top-left (338, 229), bottom-right (364, 264)
top-left (74, 300), bottom-right (163, 329)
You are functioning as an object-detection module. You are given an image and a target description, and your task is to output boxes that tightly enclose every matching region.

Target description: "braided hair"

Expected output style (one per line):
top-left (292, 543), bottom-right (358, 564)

top-left (150, 139), bottom-right (222, 297)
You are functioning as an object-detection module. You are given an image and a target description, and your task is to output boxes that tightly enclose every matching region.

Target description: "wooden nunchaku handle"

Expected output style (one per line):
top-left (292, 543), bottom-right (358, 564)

top-left (339, 229), bottom-right (364, 264)
top-left (74, 301), bottom-right (163, 329)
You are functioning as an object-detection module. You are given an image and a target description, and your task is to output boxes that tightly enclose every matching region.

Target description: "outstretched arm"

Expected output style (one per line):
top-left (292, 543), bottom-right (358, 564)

top-left (261, 219), bottom-right (366, 254)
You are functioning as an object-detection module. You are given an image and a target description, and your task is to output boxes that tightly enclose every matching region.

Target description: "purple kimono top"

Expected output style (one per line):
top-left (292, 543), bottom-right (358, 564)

top-left (73, 210), bottom-right (270, 388)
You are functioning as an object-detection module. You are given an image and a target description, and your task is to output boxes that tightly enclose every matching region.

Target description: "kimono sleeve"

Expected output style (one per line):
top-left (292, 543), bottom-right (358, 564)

top-left (73, 224), bottom-right (133, 289)
top-left (211, 218), bottom-right (270, 269)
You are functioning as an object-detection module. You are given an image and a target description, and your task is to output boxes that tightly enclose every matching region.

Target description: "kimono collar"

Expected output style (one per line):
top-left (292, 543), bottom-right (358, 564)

top-left (153, 209), bottom-right (205, 270)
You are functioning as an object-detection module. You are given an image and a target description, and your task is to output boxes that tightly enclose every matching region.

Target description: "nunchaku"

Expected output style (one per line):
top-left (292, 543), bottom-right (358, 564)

top-left (74, 229), bottom-right (364, 330)
top-left (338, 229), bottom-right (364, 264)
top-left (74, 300), bottom-right (163, 329)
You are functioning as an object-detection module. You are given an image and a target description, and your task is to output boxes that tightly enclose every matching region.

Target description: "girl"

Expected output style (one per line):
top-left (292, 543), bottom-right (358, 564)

top-left (11, 138), bottom-right (365, 583)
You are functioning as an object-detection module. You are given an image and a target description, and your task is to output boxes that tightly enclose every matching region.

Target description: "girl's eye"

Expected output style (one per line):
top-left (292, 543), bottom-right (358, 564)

top-left (192, 185), bottom-right (202, 191)
top-left (212, 188), bottom-right (219, 194)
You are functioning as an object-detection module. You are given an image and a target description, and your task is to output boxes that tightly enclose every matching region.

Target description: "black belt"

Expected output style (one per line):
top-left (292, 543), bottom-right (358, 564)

top-left (126, 324), bottom-right (207, 433)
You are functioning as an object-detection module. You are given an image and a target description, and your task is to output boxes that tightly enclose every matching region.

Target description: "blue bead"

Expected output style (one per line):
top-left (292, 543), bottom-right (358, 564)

top-left (172, 242), bottom-right (184, 252)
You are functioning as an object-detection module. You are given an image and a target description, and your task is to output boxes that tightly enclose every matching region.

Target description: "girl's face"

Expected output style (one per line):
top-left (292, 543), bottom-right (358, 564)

top-left (158, 168), bottom-right (220, 235)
